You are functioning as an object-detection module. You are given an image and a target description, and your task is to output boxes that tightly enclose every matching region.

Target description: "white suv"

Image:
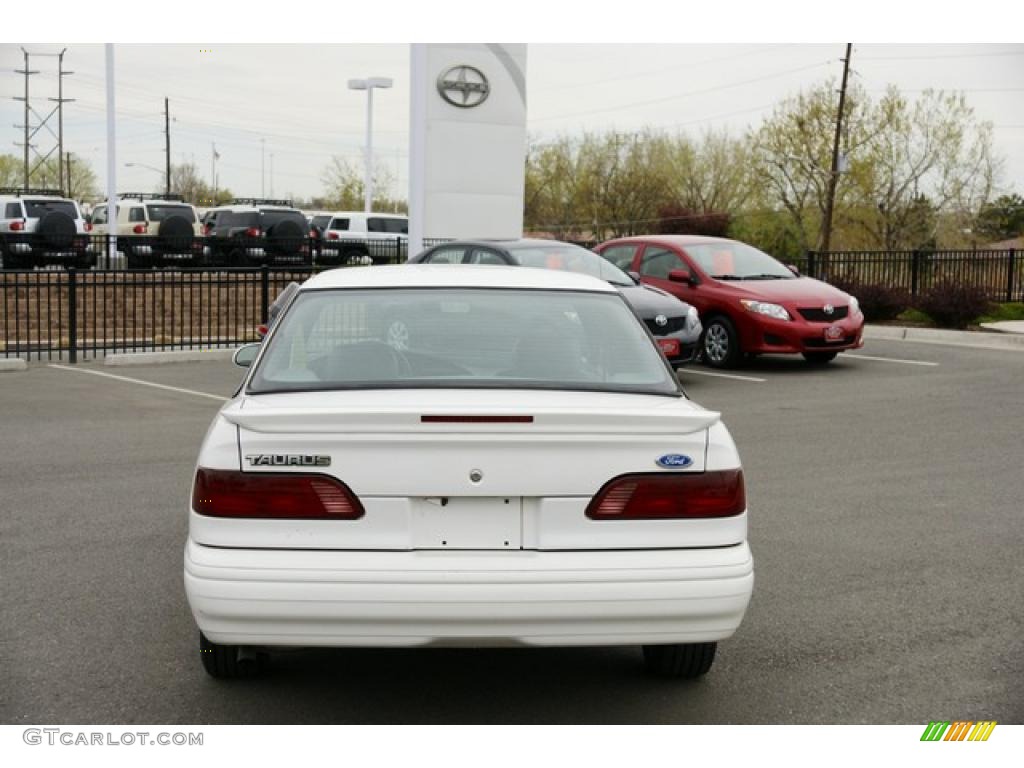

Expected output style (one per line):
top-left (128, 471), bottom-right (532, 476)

top-left (0, 188), bottom-right (94, 269)
top-left (90, 194), bottom-right (206, 268)
top-left (313, 211), bottom-right (408, 265)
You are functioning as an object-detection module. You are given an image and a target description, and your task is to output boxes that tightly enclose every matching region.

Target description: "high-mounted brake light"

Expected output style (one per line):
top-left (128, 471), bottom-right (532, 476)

top-left (192, 469), bottom-right (364, 519)
top-left (586, 470), bottom-right (745, 519)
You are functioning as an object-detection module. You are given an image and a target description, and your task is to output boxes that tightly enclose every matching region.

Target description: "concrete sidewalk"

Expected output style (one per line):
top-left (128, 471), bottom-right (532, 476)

top-left (980, 320), bottom-right (1024, 334)
top-left (865, 324), bottom-right (1024, 351)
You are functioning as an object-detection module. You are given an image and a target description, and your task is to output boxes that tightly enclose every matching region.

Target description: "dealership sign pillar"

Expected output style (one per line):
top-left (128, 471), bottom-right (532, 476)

top-left (408, 44), bottom-right (528, 256)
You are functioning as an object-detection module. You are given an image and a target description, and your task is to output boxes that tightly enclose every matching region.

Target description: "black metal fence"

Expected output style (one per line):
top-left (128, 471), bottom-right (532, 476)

top-left (801, 248), bottom-right (1022, 303)
top-left (2, 267), bottom-right (312, 362)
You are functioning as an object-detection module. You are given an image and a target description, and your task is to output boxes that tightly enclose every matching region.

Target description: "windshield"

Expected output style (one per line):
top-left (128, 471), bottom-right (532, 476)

top-left (685, 242), bottom-right (794, 279)
top-left (146, 204), bottom-right (196, 222)
top-left (248, 288), bottom-right (678, 396)
top-left (507, 243), bottom-right (633, 286)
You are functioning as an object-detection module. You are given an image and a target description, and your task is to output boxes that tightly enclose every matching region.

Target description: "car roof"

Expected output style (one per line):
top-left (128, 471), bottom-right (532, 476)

top-left (429, 238), bottom-right (586, 250)
top-left (300, 264), bottom-right (618, 293)
top-left (327, 211), bottom-right (407, 218)
top-left (605, 234), bottom-right (736, 247)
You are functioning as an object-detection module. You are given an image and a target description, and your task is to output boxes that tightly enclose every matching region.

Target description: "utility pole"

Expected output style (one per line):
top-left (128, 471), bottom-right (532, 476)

top-left (164, 98), bottom-right (171, 196)
top-left (66, 151), bottom-right (72, 196)
top-left (13, 48), bottom-right (38, 187)
top-left (818, 43), bottom-right (853, 257)
top-left (261, 138), bottom-right (265, 197)
top-left (51, 49), bottom-right (74, 193)
top-left (269, 153), bottom-right (274, 197)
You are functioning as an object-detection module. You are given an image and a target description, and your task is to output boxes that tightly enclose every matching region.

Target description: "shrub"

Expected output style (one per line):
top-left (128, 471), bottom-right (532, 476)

top-left (826, 277), bottom-right (911, 322)
top-left (915, 282), bottom-right (993, 329)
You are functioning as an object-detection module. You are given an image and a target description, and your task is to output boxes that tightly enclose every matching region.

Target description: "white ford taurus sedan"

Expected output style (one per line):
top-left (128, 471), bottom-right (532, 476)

top-left (184, 265), bottom-right (753, 679)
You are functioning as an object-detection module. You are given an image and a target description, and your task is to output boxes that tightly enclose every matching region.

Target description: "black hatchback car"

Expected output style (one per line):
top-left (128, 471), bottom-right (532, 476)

top-left (206, 200), bottom-right (312, 267)
top-left (411, 239), bottom-right (702, 366)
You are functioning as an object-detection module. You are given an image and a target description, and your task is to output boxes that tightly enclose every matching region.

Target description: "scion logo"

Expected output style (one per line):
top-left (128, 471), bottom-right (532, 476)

top-left (920, 721), bottom-right (997, 742)
top-left (246, 455), bottom-right (331, 467)
top-left (437, 65), bottom-right (490, 108)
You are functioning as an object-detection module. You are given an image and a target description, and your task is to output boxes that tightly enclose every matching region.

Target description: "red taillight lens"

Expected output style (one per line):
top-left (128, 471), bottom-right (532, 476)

top-left (256, 324), bottom-right (268, 337)
top-left (327, 231), bottom-right (339, 240)
top-left (10, 221), bottom-right (24, 231)
top-left (203, 224), bottom-right (212, 235)
top-left (245, 227), bottom-right (261, 237)
top-left (133, 224), bottom-right (147, 234)
top-left (84, 222), bottom-right (93, 232)
top-left (586, 470), bottom-right (745, 520)
top-left (192, 469), bottom-right (364, 519)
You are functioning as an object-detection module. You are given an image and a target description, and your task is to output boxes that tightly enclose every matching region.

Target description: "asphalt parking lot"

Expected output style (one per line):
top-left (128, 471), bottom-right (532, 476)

top-left (1, 340), bottom-right (1022, 724)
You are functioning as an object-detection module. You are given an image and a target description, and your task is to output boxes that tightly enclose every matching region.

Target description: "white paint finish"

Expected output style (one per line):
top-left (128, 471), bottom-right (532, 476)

top-left (194, 414), bottom-right (241, 472)
top-left (185, 538), bottom-right (754, 647)
top-left (411, 497), bottom-right (521, 550)
top-left (48, 364), bottom-right (228, 402)
top-left (299, 262), bottom-right (615, 292)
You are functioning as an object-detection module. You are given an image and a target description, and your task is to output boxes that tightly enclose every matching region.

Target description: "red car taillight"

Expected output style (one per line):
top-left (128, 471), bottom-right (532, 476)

top-left (84, 222), bottom-right (93, 232)
top-left (133, 224), bottom-right (147, 234)
top-left (203, 224), bottom-right (212, 235)
top-left (10, 220), bottom-right (24, 231)
top-left (192, 468), bottom-right (364, 519)
top-left (327, 231), bottom-right (339, 240)
top-left (586, 470), bottom-right (745, 520)
top-left (256, 324), bottom-right (268, 337)
top-left (245, 227), bottom-right (261, 237)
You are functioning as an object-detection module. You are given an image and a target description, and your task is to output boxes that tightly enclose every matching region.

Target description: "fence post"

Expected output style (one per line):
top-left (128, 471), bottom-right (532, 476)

top-left (259, 265), bottom-right (270, 324)
top-left (806, 250), bottom-right (817, 279)
top-left (68, 268), bottom-right (78, 364)
top-left (910, 250), bottom-right (921, 297)
top-left (1007, 249), bottom-right (1017, 303)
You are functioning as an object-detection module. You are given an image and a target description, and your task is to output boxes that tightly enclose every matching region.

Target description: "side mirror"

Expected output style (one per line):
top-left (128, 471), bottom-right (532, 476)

top-left (627, 270), bottom-right (641, 285)
top-left (233, 343), bottom-right (261, 368)
top-left (668, 268), bottom-right (694, 285)
top-left (787, 264), bottom-right (801, 276)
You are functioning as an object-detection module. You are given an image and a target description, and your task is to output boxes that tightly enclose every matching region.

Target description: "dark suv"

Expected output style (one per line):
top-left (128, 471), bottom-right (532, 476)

top-left (206, 199), bottom-right (312, 267)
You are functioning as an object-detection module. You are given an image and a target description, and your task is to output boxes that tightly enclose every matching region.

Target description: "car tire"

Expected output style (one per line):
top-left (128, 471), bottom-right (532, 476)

top-left (345, 246), bottom-right (370, 266)
top-left (228, 248), bottom-right (247, 268)
top-left (803, 351), bottom-right (838, 364)
top-left (642, 642), bottom-right (717, 679)
top-left (199, 632), bottom-right (264, 679)
top-left (701, 316), bottom-right (741, 369)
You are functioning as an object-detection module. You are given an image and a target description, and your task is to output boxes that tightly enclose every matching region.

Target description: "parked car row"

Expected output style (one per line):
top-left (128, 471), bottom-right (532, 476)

top-left (0, 190), bottom-right (410, 270)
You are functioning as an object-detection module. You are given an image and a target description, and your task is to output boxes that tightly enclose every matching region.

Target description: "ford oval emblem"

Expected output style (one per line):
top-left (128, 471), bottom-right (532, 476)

top-left (656, 454), bottom-right (693, 469)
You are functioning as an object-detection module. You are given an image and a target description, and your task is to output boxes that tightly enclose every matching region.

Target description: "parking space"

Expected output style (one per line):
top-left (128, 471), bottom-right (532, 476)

top-left (2, 341), bottom-right (1022, 724)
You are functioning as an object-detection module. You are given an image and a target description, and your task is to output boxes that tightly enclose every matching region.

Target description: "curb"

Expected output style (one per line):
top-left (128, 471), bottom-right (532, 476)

top-left (104, 348), bottom-right (239, 367)
top-left (0, 358), bottom-right (27, 372)
top-left (864, 325), bottom-right (1024, 352)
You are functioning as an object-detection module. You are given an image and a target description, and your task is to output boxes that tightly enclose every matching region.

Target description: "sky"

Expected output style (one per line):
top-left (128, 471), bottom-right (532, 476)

top-left (1, 35), bottom-right (1021, 205)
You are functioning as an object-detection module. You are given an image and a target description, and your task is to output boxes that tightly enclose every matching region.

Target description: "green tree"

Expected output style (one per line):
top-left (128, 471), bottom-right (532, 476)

top-left (168, 163), bottom-right (232, 207)
top-left (0, 152), bottom-right (98, 200)
top-left (974, 194), bottom-right (1024, 242)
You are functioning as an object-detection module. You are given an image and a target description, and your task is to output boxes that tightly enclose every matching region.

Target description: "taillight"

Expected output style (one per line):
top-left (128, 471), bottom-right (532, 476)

top-left (10, 220), bottom-right (24, 231)
top-left (327, 231), bottom-right (339, 240)
top-left (310, 229), bottom-right (318, 239)
top-left (193, 469), bottom-right (363, 519)
top-left (133, 224), bottom-right (147, 234)
top-left (586, 470), bottom-right (745, 519)
top-left (245, 227), bottom-right (261, 237)
top-left (84, 222), bottom-right (93, 232)
top-left (256, 324), bottom-right (268, 337)
top-left (203, 224), bottom-right (212, 235)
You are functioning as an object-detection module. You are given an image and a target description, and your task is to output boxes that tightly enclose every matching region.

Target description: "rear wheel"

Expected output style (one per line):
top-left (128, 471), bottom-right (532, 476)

top-left (701, 316), bottom-right (741, 369)
top-left (199, 632), bottom-right (265, 679)
top-left (642, 642), bottom-right (717, 679)
top-left (803, 351), bottom-right (838, 364)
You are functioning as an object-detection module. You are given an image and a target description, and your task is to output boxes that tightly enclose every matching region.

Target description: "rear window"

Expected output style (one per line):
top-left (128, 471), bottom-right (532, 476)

top-left (248, 288), bottom-right (678, 396)
top-left (508, 243), bottom-right (633, 286)
top-left (367, 217), bottom-right (408, 234)
top-left (224, 212), bottom-right (257, 229)
top-left (146, 204), bottom-right (196, 223)
top-left (329, 218), bottom-right (350, 231)
top-left (260, 210), bottom-right (307, 229)
top-left (5, 202), bottom-right (21, 218)
top-left (24, 200), bottom-right (78, 219)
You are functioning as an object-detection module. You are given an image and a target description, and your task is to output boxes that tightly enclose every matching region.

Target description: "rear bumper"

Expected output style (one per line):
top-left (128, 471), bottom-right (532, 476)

top-left (184, 538), bottom-right (754, 648)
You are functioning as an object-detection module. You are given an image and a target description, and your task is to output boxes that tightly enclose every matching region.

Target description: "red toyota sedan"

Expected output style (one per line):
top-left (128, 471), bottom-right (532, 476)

top-left (595, 235), bottom-right (864, 367)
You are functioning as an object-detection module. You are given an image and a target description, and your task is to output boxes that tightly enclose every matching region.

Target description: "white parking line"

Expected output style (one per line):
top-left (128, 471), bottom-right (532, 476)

top-left (678, 369), bottom-right (767, 383)
top-left (841, 353), bottom-right (939, 367)
top-left (48, 364), bottom-right (229, 401)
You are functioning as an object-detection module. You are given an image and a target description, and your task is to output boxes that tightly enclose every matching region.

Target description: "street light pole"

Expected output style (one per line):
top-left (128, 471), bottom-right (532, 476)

top-left (348, 77), bottom-right (393, 213)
